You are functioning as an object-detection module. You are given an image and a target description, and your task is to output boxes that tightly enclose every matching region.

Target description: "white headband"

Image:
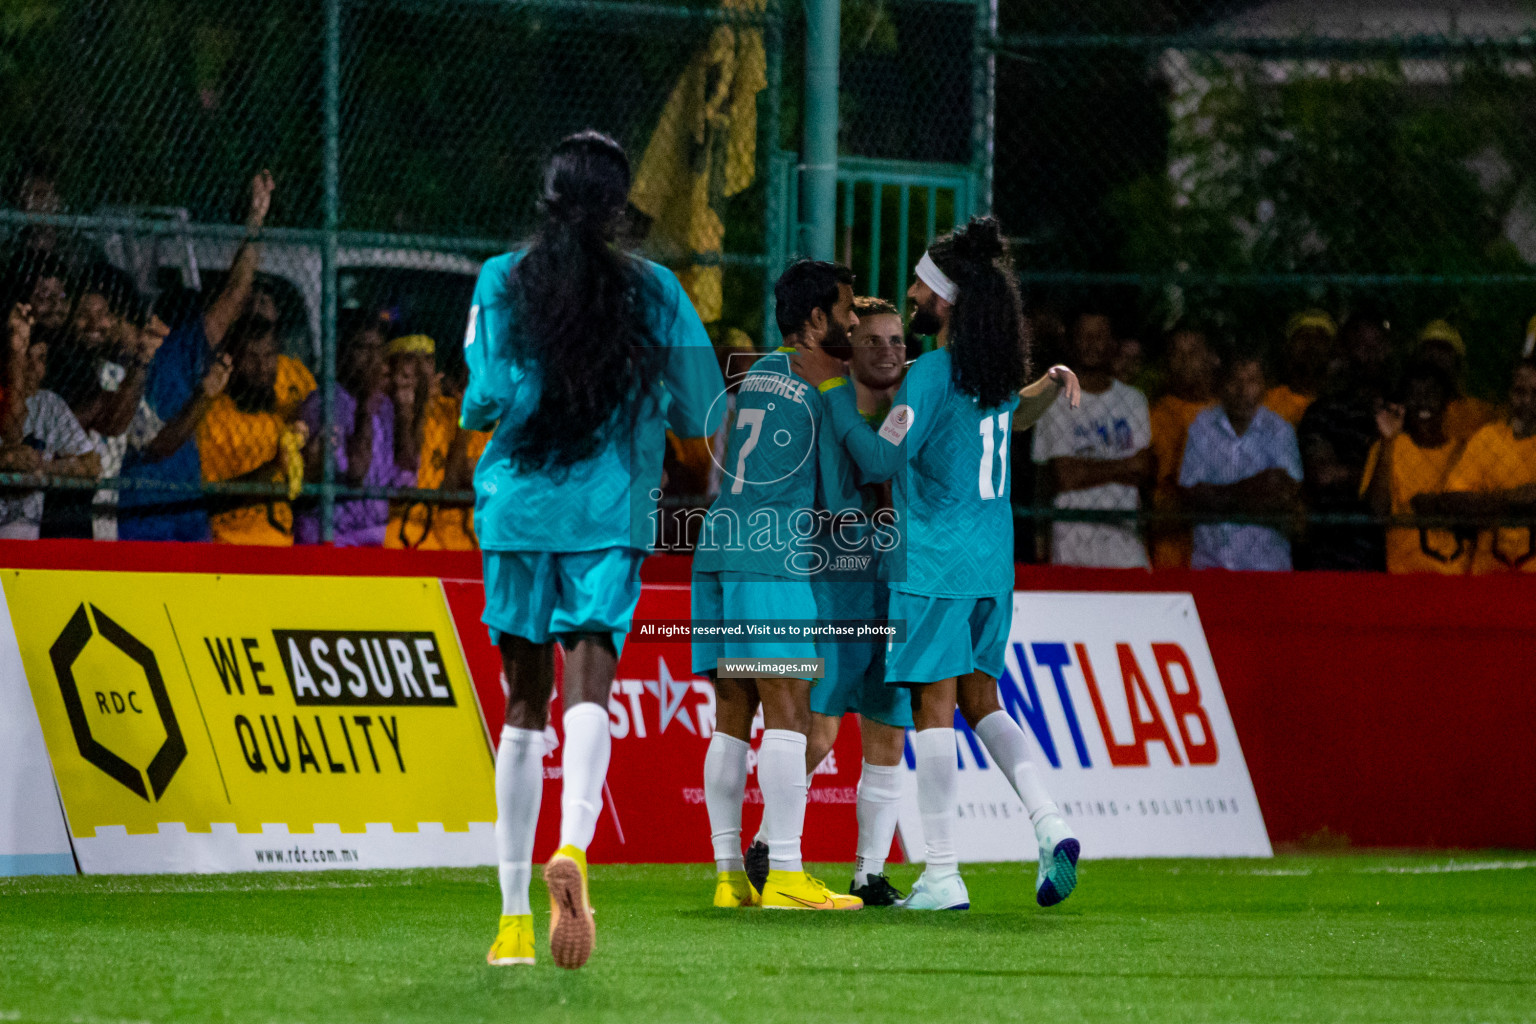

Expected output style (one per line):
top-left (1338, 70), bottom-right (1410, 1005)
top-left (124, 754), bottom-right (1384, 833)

top-left (915, 251), bottom-right (958, 304)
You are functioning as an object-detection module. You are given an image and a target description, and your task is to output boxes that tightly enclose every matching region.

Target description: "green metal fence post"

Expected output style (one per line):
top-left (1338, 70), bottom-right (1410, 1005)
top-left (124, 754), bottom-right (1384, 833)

top-left (762, 0), bottom-right (784, 347)
top-left (971, 0), bottom-right (995, 216)
top-left (802, 0), bottom-right (839, 262)
top-left (321, 0), bottom-right (341, 543)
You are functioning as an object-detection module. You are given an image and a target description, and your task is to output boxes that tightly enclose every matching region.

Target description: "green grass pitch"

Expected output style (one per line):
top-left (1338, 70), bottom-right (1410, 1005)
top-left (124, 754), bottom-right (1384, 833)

top-left (2, 856), bottom-right (1533, 1023)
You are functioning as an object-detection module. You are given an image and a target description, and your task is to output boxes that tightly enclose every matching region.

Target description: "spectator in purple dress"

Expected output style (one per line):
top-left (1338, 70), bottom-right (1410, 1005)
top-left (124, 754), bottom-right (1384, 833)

top-left (294, 311), bottom-right (415, 546)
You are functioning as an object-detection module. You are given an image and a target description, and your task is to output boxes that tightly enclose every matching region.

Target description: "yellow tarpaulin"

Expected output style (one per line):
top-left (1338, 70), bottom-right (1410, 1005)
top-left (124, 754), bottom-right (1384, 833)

top-left (629, 0), bottom-right (766, 323)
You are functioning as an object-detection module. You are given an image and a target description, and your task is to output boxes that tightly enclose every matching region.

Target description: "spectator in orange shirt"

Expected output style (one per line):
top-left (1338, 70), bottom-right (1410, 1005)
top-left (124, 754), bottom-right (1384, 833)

top-left (1413, 320), bottom-right (1497, 442)
top-left (1362, 362), bottom-right (1471, 575)
top-left (1265, 309), bottom-right (1335, 426)
top-left (198, 314), bottom-right (306, 545)
top-left (1418, 358), bottom-right (1536, 574)
top-left (1149, 324), bottom-right (1217, 568)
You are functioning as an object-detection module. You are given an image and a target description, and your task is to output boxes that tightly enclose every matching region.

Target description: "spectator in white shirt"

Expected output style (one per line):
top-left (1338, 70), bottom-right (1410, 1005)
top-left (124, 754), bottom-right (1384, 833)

top-left (1031, 307), bottom-right (1153, 567)
top-left (0, 312), bottom-right (101, 539)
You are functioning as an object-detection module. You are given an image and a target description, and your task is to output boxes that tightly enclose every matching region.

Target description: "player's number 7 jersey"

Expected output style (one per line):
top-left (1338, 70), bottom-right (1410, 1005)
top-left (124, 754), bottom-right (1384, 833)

top-left (694, 349), bottom-right (824, 581)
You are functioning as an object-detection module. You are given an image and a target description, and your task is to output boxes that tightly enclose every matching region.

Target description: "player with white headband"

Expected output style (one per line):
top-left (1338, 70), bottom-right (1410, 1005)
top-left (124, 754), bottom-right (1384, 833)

top-left (793, 216), bottom-right (1084, 911)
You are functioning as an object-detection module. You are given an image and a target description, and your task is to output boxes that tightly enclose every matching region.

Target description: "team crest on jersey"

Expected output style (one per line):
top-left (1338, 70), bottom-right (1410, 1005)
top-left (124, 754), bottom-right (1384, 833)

top-left (879, 404), bottom-right (914, 444)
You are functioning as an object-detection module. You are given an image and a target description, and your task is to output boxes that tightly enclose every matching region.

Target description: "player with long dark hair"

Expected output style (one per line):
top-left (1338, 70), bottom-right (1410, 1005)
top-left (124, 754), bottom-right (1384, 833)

top-left (794, 216), bottom-right (1084, 911)
top-left (464, 131), bottom-right (725, 969)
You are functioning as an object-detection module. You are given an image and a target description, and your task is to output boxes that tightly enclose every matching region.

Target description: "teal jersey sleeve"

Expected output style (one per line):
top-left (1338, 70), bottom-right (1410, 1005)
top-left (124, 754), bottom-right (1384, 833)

top-left (460, 253), bottom-right (521, 432)
top-left (648, 265), bottom-right (727, 440)
top-left (822, 351), bottom-right (945, 482)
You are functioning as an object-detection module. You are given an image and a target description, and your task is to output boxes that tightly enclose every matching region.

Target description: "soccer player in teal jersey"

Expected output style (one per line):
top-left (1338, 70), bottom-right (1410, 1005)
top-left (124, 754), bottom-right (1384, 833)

top-left (464, 132), bottom-right (726, 968)
top-left (795, 217), bottom-right (1085, 911)
top-left (737, 296), bottom-right (910, 905)
top-left (803, 296), bottom-right (912, 906)
top-left (695, 260), bottom-right (862, 912)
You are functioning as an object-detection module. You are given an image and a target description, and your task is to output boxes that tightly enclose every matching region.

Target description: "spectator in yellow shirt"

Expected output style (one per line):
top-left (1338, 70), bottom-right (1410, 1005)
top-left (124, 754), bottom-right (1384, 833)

top-left (384, 336), bottom-right (484, 549)
top-left (198, 315), bottom-right (306, 545)
top-left (1149, 325), bottom-right (1217, 568)
top-left (1264, 309), bottom-right (1335, 426)
top-left (1417, 358), bottom-right (1536, 574)
top-left (1362, 362), bottom-right (1471, 575)
top-left (1414, 320), bottom-right (1497, 442)
top-left (250, 280), bottom-right (317, 420)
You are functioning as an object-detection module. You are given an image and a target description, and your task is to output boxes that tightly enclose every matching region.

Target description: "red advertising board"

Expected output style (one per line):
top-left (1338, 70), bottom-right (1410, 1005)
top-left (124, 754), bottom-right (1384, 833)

top-left (442, 580), bottom-right (873, 865)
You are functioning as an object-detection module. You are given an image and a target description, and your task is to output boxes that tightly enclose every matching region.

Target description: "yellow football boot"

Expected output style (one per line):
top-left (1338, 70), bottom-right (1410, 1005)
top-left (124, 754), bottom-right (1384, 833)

top-left (486, 914), bottom-right (535, 966)
top-left (713, 870), bottom-right (761, 908)
top-left (759, 869), bottom-right (863, 910)
top-left (544, 844), bottom-right (595, 969)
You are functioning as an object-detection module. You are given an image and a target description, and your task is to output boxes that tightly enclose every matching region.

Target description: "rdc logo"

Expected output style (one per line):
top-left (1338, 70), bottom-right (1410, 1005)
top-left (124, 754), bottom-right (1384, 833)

top-left (49, 604), bottom-right (187, 801)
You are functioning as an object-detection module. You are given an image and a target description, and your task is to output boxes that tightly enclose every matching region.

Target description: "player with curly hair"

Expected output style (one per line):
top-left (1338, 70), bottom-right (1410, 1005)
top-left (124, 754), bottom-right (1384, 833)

top-left (793, 216), bottom-right (1084, 911)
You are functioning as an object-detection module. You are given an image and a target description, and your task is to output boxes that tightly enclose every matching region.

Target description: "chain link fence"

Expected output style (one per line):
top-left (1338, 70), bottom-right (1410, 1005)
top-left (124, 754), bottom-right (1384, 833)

top-left (1, 0), bottom-right (783, 546)
top-left (3, 0), bottom-right (1534, 573)
top-left (988, 0), bottom-right (1536, 574)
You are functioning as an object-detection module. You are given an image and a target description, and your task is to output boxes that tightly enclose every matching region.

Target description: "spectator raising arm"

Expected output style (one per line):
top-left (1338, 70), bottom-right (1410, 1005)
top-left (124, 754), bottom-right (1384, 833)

top-left (1363, 403), bottom-right (1403, 520)
top-left (203, 170), bottom-right (275, 349)
top-left (1014, 364), bottom-right (1080, 430)
top-left (91, 315), bottom-right (169, 439)
top-left (1414, 361), bottom-right (1536, 531)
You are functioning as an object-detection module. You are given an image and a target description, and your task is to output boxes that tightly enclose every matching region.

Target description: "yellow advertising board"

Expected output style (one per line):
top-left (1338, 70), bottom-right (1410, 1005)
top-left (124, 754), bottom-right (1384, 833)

top-left (2, 570), bottom-right (496, 873)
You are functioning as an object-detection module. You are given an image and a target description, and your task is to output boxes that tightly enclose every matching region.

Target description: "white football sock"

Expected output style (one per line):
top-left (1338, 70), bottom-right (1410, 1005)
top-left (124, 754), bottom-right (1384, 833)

top-left (854, 760), bottom-right (903, 886)
top-left (914, 728), bottom-right (959, 879)
top-left (751, 772), bottom-right (812, 849)
top-left (558, 701), bottom-right (611, 851)
top-left (974, 710), bottom-right (1059, 825)
top-left (758, 729), bottom-right (808, 873)
top-left (495, 725), bottom-right (544, 916)
top-left (703, 732), bottom-right (749, 873)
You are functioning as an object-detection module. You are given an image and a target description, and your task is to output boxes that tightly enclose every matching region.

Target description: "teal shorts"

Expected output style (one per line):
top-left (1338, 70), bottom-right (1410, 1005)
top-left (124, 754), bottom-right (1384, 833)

top-left (808, 579), bottom-right (912, 729)
top-left (884, 588), bottom-right (1012, 685)
top-left (690, 570), bottom-right (820, 680)
top-left (482, 547), bottom-right (645, 655)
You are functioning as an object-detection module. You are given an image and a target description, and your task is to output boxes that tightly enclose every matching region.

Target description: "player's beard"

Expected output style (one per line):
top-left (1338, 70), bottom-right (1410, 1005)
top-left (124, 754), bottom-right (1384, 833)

top-left (909, 303), bottom-right (943, 338)
top-left (821, 318), bottom-right (853, 361)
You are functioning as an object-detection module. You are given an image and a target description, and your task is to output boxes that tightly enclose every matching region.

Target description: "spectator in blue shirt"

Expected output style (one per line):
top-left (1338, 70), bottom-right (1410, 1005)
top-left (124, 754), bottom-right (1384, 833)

top-left (117, 171), bottom-right (274, 541)
top-left (1178, 351), bottom-right (1303, 570)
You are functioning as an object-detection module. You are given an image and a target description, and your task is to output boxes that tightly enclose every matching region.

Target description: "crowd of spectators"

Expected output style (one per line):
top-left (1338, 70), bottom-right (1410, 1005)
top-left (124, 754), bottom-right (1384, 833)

top-left (1025, 305), bottom-right (1536, 574)
top-left (1, 168), bottom-right (488, 549)
top-left (3, 158), bottom-right (1534, 573)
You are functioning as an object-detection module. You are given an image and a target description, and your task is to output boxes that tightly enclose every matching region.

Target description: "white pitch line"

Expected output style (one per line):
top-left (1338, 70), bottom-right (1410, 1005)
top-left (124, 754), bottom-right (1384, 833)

top-left (1357, 860), bottom-right (1536, 875)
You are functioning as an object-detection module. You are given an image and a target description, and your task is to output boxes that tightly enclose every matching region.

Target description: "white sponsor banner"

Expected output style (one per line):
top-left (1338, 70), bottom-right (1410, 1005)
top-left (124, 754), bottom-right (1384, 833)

top-left (73, 822), bottom-right (494, 875)
top-left (0, 584), bottom-right (76, 876)
top-left (898, 592), bottom-right (1271, 861)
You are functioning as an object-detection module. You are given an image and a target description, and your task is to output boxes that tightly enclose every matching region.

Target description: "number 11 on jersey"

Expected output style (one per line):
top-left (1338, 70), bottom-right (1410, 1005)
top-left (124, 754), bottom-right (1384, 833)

top-left (978, 411), bottom-right (1010, 500)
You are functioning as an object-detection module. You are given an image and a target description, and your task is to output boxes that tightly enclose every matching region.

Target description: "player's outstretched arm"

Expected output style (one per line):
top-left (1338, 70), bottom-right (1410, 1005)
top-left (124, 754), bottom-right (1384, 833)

top-left (1015, 365), bottom-right (1079, 430)
top-left (822, 384), bottom-right (904, 483)
top-left (795, 344), bottom-right (932, 484)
